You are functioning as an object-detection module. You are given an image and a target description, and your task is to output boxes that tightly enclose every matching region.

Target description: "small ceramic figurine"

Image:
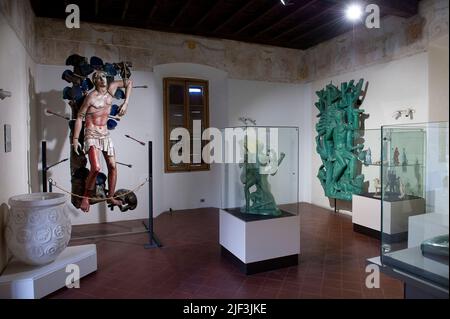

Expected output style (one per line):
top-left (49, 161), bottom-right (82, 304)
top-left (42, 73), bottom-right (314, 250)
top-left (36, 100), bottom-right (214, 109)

top-left (373, 178), bottom-right (381, 197)
top-left (399, 180), bottom-right (406, 199)
top-left (393, 147), bottom-right (400, 166)
top-left (385, 169), bottom-right (398, 194)
top-left (402, 148), bottom-right (408, 172)
top-left (365, 148), bottom-right (372, 165)
top-left (414, 158), bottom-right (422, 195)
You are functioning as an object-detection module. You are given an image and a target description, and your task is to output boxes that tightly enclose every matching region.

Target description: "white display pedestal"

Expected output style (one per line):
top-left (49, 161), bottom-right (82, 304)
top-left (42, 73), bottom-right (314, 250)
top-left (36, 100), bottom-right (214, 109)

top-left (0, 245), bottom-right (97, 299)
top-left (352, 194), bottom-right (426, 242)
top-left (352, 194), bottom-right (382, 237)
top-left (408, 213), bottom-right (449, 248)
top-left (219, 209), bottom-right (300, 274)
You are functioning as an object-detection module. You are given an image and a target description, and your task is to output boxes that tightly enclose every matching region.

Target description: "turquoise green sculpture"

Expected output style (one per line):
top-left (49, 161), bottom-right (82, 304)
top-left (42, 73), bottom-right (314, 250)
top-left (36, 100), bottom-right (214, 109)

top-left (239, 137), bottom-right (285, 216)
top-left (315, 79), bottom-right (368, 201)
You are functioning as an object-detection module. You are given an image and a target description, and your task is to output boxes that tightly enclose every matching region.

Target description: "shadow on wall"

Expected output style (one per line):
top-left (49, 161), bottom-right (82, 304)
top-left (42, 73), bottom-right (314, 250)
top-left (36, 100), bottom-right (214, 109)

top-left (35, 90), bottom-right (68, 190)
top-left (0, 203), bottom-right (10, 273)
top-left (28, 69), bottom-right (39, 192)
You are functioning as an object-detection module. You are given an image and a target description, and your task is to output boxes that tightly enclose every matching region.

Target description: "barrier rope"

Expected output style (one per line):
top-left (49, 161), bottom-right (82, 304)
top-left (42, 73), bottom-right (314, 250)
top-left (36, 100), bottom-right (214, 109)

top-left (48, 177), bottom-right (149, 202)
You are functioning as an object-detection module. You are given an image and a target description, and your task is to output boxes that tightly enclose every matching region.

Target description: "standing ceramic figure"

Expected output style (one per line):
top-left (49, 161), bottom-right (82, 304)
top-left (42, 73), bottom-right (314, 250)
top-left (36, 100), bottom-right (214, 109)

top-left (365, 148), bottom-right (372, 165)
top-left (399, 180), bottom-right (406, 199)
top-left (393, 147), bottom-right (400, 166)
top-left (414, 158), bottom-right (422, 195)
top-left (402, 148), bottom-right (408, 172)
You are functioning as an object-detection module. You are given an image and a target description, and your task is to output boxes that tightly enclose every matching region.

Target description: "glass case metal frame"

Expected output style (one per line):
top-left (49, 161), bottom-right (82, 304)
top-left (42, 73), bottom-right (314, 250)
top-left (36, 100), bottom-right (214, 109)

top-left (380, 121), bottom-right (449, 290)
top-left (221, 126), bottom-right (300, 218)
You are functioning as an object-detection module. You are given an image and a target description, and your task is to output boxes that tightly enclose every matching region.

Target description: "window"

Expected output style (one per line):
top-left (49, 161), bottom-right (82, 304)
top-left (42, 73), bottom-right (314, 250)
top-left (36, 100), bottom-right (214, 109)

top-left (163, 77), bottom-right (210, 172)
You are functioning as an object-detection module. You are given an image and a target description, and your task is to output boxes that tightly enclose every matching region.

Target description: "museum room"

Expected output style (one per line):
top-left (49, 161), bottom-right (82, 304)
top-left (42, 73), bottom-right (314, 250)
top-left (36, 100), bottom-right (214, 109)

top-left (0, 0), bottom-right (448, 302)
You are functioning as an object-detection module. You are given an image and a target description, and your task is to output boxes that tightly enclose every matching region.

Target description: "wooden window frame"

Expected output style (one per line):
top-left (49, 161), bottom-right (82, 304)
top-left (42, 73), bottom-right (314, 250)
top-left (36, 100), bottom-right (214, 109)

top-left (163, 77), bottom-right (210, 173)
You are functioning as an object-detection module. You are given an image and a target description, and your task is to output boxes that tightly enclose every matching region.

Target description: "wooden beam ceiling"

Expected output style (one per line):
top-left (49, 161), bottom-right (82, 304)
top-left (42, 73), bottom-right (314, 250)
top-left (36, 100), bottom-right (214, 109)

top-left (30, 0), bottom-right (421, 50)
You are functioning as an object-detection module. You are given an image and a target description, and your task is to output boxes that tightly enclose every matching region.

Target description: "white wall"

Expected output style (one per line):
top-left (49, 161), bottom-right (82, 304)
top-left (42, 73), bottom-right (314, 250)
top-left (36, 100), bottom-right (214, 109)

top-left (36, 65), bottom-right (154, 225)
top-left (310, 53), bottom-right (430, 212)
top-left (0, 12), bottom-right (35, 271)
top-left (428, 36), bottom-right (449, 122)
top-left (426, 36), bottom-right (449, 215)
top-left (152, 63), bottom-right (228, 214)
top-left (425, 123), bottom-right (449, 215)
top-left (35, 62), bottom-right (314, 225)
top-left (35, 63), bottom-right (229, 225)
top-left (38, 53), bottom-right (436, 222)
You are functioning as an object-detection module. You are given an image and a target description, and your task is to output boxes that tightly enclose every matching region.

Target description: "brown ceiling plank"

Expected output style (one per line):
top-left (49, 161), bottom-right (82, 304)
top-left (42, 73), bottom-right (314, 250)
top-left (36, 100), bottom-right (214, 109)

top-left (375, 0), bottom-right (418, 18)
top-left (253, 0), bottom-right (319, 38)
top-left (95, 0), bottom-right (99, 17)
top-left (291, 0), bottom-right (419, 45)
top-left (194, 0), bottom-right (224, 29)
top-left (63, 0), bottom-right (72, 16)
top-left (29, 0), bottom-right (41, 16)
top-left (289, 15), bottom-right (343, 45)
top-left (271, 3), bottom-right (341, 41)
top-left (145, 0), bottom-right (160, 26)
top-left (298, 19), bottom-right (352, 49)
top-left (170, 0), bottom-right (194, 27)
top-left (213, 0), bottom-right (258, 33)
top-left (121, 0), bottom-right (131, 21)
top-left (232, 1), bottom-right (280, 35)
top-left (30, 0), bottom-right (418, 50)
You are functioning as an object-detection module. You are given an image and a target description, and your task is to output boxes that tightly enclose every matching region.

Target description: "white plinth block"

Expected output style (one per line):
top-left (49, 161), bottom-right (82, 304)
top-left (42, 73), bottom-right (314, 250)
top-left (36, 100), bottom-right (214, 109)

top-left (219, 209), bottom-right (300, 274)
top-left (352, 194), bottom-right (382, 232)
top-left (382, 198), bottom-right (426, 235)
top-left (0, 244), bottom-right (97, 299)
top-left (352, 194), bottom-right (426, 242)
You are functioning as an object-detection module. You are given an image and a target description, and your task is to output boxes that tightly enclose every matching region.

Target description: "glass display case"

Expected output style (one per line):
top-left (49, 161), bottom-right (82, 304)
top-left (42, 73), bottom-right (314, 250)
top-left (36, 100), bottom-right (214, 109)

top-left (219, 126), bottom-right (300, 274)
top-left (381, 122), bottom-right (449, 290)
top-left (221, 126), bottom-right (299, 218)
top-left (354, 128), bottom-right (383, 198)
top-left (352, 129), bottom-right (384, 237)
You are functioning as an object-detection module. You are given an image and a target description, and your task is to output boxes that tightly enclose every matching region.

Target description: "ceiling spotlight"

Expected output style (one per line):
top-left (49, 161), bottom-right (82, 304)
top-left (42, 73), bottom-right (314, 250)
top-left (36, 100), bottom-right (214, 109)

top-left (345, 4), bottom-right (363, 22)
top-left (281, 0), bottom-right (293, 6)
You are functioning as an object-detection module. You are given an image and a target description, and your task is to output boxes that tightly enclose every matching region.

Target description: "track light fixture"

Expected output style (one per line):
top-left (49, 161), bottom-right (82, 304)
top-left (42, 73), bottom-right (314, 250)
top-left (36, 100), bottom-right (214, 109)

top-left (0, 89), bottom-right (12, 100)
top-left (392, 108), bottom-right (416, 120)
top-left (239, 117), bottom-right (257, 126)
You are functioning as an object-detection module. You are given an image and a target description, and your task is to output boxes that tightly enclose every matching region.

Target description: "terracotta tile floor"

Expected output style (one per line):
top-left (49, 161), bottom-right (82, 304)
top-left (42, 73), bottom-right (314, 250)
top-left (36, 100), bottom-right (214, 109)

top-left (47, 203), bottom-right (404, 299)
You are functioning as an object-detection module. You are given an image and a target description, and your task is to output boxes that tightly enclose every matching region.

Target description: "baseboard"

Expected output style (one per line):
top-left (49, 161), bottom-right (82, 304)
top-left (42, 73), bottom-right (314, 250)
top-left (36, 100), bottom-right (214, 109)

top-left (221, 246), bottom-right (298, 275)
top-left (353, 223), bottom-right (381, 239)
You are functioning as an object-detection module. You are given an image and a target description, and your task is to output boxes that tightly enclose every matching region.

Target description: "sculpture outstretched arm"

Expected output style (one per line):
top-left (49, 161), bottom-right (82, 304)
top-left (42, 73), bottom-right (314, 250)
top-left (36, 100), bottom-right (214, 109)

top-left (278, 152), bottom-right (286, 166)
top-left (109, 79), bottom-right (133, 116)
top-left (270, 152), bottom-right (286, 176)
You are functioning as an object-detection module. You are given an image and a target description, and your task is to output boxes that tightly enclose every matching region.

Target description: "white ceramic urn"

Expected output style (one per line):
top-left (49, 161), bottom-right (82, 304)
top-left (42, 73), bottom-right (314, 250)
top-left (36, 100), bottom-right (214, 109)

top-left (6, 193), bottom-right (72, 266)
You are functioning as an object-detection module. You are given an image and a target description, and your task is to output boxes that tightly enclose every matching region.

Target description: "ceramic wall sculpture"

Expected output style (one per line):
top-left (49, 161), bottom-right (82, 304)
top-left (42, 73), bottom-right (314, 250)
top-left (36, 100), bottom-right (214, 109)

top-left (315, 79), bottom-right (368, 201)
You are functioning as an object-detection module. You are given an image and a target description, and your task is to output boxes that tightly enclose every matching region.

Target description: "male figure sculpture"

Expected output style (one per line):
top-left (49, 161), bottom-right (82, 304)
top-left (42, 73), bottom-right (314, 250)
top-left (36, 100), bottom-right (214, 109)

top-left (239, 137), bottom-right (285, 216)
top-left (393, 147), bottom-right (400, 165)
top-left (72, 71), bottom-right (132, 212)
